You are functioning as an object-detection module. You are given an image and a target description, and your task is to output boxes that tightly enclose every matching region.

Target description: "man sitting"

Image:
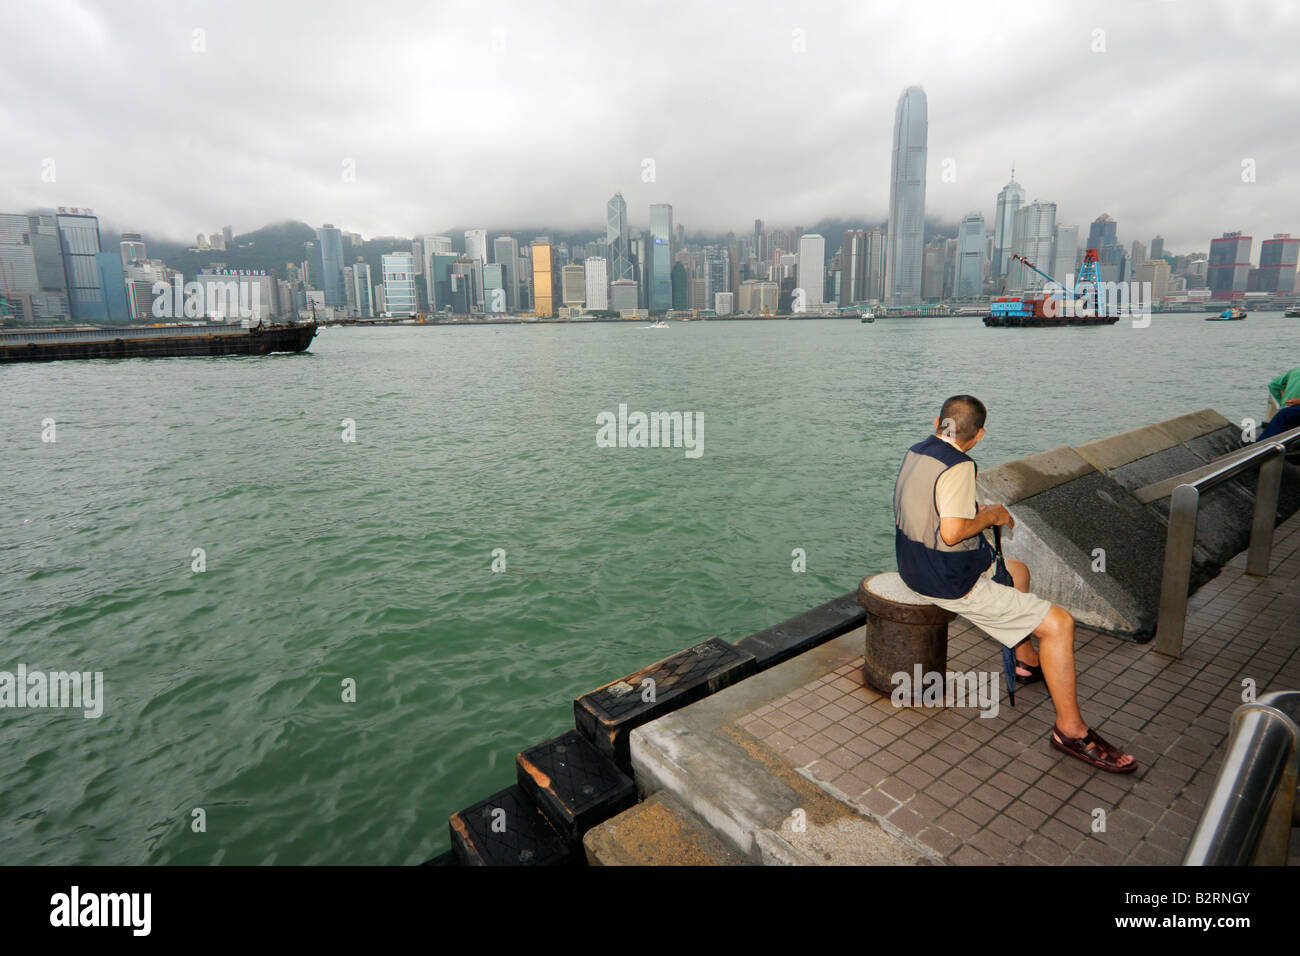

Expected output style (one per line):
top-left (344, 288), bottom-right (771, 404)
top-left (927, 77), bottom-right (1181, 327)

top-left (1258, 366), bottom-right (1300, 443)
top-left (892, 395), bottom-right (1137, 773)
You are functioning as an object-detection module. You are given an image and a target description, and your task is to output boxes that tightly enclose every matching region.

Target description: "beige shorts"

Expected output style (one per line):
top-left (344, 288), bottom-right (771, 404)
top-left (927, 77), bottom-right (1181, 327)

top-left (927, 561), bottom-right (1053, 649)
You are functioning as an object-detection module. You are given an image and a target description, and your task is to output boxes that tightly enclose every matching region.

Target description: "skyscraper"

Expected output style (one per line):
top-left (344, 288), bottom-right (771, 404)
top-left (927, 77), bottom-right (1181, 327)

top-left (839, 230), bottom-right (866, 306)
top-left (1051, 224), bottom-right (1080, 284)
top-left (992, 171), bottom-right (1025, 280)
top-left (1087, 214), bottom-right (1118, 254)
top-left (352, 261), bottom-right (373, 316)
top-left (531, 241), bottom-right (558, 317)
top-left (606, 193), bottom-right (633, 284)
top-left (885, 86), bottom-right (927, 307)
top-left (120, 233), bottom-right (146, 268)
top-left (585, 257), bottom-right (608, 311)
top-left (1150, 236), bottom-right (1165, 260)
top-left (381, 252), bottom-right (417, 316)
top-left (796, 234), bottom-right (825, 311)
top-left (649, 203), bottom-right (673, 313)
top-left (55, 208), bottom-right (107, 322)
top-left (1207, 232), bottom-right (1252, 298)
top-left (1258, 234), bottom-right (1299, 293)
top-left (1007, 201), bottom-right (1057, 291)
top-left (492, 235), bottom-right (520, 312)
top-left (315, 224), bottom-right (346, 307)
top-left (955, 213), bottom-right (986, 298)
top-left (865, 227), bottom-right (886, 302)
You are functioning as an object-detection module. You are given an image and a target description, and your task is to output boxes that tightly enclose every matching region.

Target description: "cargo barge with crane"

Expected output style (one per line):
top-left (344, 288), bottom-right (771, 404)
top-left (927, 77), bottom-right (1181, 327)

top-left (985, 248), bottom-right (1120, 327)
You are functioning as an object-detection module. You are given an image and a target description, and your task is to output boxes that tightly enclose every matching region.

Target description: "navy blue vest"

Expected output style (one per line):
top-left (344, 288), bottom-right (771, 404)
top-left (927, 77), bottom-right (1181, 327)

top-left (894, 434), bottom-right (995, 599)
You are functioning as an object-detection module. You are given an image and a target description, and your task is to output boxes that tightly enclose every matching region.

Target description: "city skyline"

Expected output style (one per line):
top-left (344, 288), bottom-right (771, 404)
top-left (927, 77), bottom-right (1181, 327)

top-left (2, 1), bottom-right (1297, 253)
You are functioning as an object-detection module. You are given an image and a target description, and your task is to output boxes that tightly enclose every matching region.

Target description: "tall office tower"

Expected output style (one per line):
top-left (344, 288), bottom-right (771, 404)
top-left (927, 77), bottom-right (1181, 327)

top-left (955, 213), bottom-right (986, 298)
top-left (703, 246), bottom-right (730, 305)
top-left (1150, 236), bottom-right (1165, 260)
top-left (483, 264), bottom-right (507, 312)
top-left (631, 233), bottom-right (647, 306)
top-left (353, 261), bottom-right (373, 316)
top-left (921, 242), bottom-right (946, 300)
top-left (648, 204), bottom-right (673, 313)
top-left (492, 235), bottom-right (520, 311)
top-left (1135, 259), bottom-right (1171, 303)
top-left (315, 224), bottom-right (346, 307)
top-left (222, 225), bottom-right (233, 247)
top-left (1007, 201), bottom-right (1057, 291)
top-left (1087, 214), bottom-right (1118, 253)
top-left (373, 284), bottom-right (385, 315)
top-left (465, 229), bottom-right (488, 265)
top-left (210, 231), bottom-right (226, 251)
top-left (1130, 240), bottom-right (1147, 273)
top-left (423, 235), bottom-right (453, 255)
top-left (381, 252), bottom-right (417, 315)
top-left (1051, 224), bottom-right (1080, 283)
top-left (55, 208), bottom-right (107, 322)
top-left (992, 170), bottom-right (1025, 280)
top-left (885, 86), bottom-right (927, 307)
top-left (0, 212), bottom-right (70, 320)
top-left (753, 219), bottom-right (765, 260)
top-left (839, 230), bottom-right (866, 306)
top-left (610, 279), bottom-right (638, 313)
top-left (120, 233), bottom-right (146, 267)
top-left (796, 233), bottom-right (825, 311)
top-left (606, 193), bottom-right (633, 283)
top-left (671, 262), bottom-right (690, 309)
top-left (1258, 234), bottom-right (1299, 293)
top-left (865, 227), bottom-right (886, 302)
top-left (561, 264), bottom-right (585, 309)
top-left (584, 256), bottom-right (608, 310)
top-left (1207, 232), bottom-right (1253, 298)
top-left (531, 241), bottom-right (558, 317)
top-left (344, 265), bottom-right (355, 311)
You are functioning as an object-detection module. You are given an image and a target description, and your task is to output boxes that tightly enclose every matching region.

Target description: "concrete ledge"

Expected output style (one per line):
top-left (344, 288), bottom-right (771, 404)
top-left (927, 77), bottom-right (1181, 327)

top-left (977, 446), bottom-right (1096, 504)
top-left (583, 790), bottom-right (751, 865)
top-left (734, 590), bottom-right (865, 670)
top-left (1074, 408), bottom-right (1229, 472)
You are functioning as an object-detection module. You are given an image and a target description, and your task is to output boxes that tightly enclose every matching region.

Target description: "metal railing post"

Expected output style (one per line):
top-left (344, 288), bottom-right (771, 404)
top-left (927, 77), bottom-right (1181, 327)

top-left (1246, 443), bottom-right (1285, 576)
top-left (1153, 483), bottom-right (1200, 658)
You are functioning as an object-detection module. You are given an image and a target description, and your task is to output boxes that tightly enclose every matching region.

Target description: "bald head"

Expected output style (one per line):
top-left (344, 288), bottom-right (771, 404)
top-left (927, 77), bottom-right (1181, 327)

top-left (937, 395), bottom-right (987, 443)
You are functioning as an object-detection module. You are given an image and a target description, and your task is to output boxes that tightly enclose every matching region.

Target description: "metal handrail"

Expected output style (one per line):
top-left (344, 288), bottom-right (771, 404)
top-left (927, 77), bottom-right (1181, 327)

top-left (1151, 435), bottom-right (1293, 657)
top-left (1183, 691), bottom-right (1300, 866)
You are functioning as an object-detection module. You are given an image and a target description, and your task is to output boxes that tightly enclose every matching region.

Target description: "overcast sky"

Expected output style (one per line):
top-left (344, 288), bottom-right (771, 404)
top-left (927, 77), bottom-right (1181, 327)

top-left (3, 0), bottom-right (1297, 254)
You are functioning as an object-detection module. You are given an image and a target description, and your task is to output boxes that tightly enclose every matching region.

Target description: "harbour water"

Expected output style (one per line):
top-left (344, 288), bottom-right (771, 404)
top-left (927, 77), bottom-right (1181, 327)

top-left (0, 312), bottom-right (1289, 864)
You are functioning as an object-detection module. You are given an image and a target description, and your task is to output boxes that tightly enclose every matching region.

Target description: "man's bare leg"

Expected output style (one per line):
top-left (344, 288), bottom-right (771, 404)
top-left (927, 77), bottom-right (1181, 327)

top-left (1033, 604), bottom-right (1135, 768)
top-left (1006, 558), bottom-right (1040, 672)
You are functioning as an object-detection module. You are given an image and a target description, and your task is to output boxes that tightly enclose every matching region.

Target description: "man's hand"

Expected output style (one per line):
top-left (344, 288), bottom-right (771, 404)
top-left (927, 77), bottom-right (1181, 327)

top-left (1285, 397), bottom-right (1300, 407)
top-left (940, 503), bottom-right (1014, 546)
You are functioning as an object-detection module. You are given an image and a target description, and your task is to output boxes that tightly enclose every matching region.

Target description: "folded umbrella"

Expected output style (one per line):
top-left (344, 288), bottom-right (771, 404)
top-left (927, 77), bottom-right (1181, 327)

top-left (992, 523), bottom-right (1017, 706)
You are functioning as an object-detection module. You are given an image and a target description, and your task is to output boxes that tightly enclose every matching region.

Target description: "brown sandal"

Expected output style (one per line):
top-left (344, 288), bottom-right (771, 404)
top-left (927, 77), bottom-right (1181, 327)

top-left (1050, 725), bottom-right (1138, 774)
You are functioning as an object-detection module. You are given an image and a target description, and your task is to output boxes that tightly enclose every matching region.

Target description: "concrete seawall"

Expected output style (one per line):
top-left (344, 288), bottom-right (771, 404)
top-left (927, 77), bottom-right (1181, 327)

top-left (978, 409), bottom-right (1300, 640)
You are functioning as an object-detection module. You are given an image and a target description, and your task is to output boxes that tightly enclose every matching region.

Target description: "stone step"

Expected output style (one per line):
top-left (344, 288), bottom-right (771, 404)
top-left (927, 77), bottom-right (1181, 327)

top-left (583, 790), bottom-right (750, 866)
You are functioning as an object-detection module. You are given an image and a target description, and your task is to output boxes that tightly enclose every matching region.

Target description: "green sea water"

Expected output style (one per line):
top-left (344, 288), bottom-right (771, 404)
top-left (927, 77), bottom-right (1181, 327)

top-left (0, 313), bottom-right (1287, 863)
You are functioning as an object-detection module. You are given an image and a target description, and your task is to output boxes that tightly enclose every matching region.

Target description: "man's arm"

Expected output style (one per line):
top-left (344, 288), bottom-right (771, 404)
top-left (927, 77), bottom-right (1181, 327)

top-left (939, 503), bottom-right (1013, 547)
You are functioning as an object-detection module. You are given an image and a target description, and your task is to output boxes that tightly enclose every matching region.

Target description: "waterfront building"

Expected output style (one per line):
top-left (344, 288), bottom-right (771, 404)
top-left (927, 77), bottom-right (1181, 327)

top-left (1135, 259), bottom-right (1171, 303)
top-left (492, 235), bottom-right (520, 312)
top-left (921, 241), bottom-right (946, 301)
top-left (315, 224), bottom-right (346, 307)
top-left (352, 261), bottom-right (373, 316)
top-left (1007, 201), bottom-right (1057, 292)
top-left (610, 278), bottom-right (639, 314)
top-left (373, 283), bottom-right (385, 315)
top-left (120, 232), bottom-right (146, 268)
top-left (865, 227), bottom-right (886, 302)
top-left (690, 277), bottom-right (707, 311)
top-left (1207, 232), bottom-right (1253, 299)
top-left (955, 213), bottom-right (985, 298)
top-left (714, 292), bottom-right (734, 315)
top-left (531, 241), bottom-right (559, 317)
top-left (381, 252), bottom-right (417, 315)
top-left (649, 203), bottom-right (673, 313)
top-left (561, 264), bottom-right (585, 309)
top-left (885, 85), bottom-right (927, 307)
top-left (95, 252), bottom-right (130, 323)
top-left (55, 208), bottom-right (107, 322)
top-left (839, 230), bottom-right (867, 306)
top-left (483, 263), bottom-right (507, 313)
top-left (1051, 224), bottom-right (1080, 284)
top-left (992, 170), bottom-right (1024, 280)
top-left (739, 279), bottom-right (778, 314)
top-left (585, 256), bottom-right (608, 311)
top-left (797, 233), bottom-right (825, 311)
top-left (671, 261), bottom-right (690, 310)
top-left (1258, 234), bottom-right (1299, 293)
top-left (606, 193), bottom-right (633, 285)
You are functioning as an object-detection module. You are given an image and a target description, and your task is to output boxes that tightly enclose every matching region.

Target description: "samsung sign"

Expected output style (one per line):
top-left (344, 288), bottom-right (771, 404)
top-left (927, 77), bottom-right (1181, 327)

top-left (205, 269), bottom-right (268, 277)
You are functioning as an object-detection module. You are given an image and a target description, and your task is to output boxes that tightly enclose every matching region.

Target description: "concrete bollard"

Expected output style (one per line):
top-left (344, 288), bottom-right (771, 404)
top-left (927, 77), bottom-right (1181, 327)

top-left (857, 573), bottom-right (956, 697)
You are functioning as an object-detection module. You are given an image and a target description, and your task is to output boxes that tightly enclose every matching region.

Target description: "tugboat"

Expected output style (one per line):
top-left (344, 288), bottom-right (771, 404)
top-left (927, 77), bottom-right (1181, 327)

top-left (1207, 307), bottom-right (1247, 321)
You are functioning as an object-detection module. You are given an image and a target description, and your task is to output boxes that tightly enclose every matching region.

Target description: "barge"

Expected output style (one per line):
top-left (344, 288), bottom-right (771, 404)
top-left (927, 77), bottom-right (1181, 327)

top-left (0, 320), bottom-right (318, 363)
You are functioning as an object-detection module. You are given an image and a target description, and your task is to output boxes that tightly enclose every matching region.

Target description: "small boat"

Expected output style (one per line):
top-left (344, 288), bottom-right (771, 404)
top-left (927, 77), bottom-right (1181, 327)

top-left (646, 320), bottom-right (668, 329)
top-left (1207, 307), bottom-right (1246, 321)
top-left (860, 311), bottom-right (876, 323)
top-left (1285, 307), bottom-right (1300, 317)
